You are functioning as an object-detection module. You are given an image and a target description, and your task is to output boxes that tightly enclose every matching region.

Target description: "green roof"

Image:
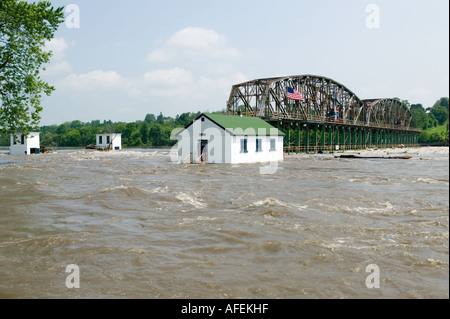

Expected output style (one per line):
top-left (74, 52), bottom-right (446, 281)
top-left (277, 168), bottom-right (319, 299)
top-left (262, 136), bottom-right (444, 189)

top-left (204, 113), bottom-right (284, 136)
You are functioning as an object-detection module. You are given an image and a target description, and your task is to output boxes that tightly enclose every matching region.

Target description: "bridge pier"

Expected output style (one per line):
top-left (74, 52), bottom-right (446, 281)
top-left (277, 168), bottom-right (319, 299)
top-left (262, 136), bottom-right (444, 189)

top-left (328, 125), bottom-right (333, 151)
top-left (313, 125), bottom-right (318, 153)
top-left (304, 124), bottom-right (310, 154)
top-left (274, 120), bottom-right (420, 155)
top-left (334, 126), bottom-right (340, 150)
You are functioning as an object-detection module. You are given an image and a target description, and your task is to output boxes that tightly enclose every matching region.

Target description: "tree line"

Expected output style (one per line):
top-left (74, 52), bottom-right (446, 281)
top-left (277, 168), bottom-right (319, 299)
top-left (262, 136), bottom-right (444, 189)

top-left (409, 97), bottom-right (449, 144)
top-left (0, 97), bottom-right (448, 148)
top-left (0, 111), bottom-right (202, 148)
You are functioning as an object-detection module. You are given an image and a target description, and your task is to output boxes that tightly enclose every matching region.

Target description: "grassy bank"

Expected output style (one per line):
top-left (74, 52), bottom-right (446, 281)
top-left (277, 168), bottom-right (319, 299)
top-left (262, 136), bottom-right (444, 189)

top-left (419, 121), bottom-right (449, 145)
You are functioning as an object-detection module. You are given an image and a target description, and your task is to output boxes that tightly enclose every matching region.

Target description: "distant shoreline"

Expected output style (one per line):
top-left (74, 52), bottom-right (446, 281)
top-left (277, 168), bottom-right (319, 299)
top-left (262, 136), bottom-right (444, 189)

top-left (338, 146), bottom-right (448, 156)
top-left (283, 146), bottom-right (449, 158)
top-left (1, 145), bottom-right (448, 158)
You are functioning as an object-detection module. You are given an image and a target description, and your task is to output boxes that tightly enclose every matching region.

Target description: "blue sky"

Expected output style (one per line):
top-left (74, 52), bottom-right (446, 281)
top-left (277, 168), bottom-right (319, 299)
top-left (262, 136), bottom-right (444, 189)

top-left (40, 0), bottom-right (449, 125)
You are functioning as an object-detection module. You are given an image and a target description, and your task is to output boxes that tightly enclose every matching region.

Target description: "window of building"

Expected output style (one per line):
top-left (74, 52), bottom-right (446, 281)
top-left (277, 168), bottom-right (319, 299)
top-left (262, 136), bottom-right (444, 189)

top-left (256, 138), bottom-right (263, 152)
top-left (107, 136), bottom-right (110, 144)
top-left (99, 136), bottom-right (103, 144)
top-left (270, 139), bottom-right (276, 151)
top-left (21, 135), bottom-right (25, 145)
top-left (240, 138), bottom-right (248, 153)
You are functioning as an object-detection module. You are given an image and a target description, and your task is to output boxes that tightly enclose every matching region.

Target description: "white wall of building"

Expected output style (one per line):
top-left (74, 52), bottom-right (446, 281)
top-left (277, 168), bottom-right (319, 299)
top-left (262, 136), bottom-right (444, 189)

top-left (9, 132), bottom-right (40, 155)
top-left (96, 133), bottom-right (122, 150)
top-left (177, 116), bottom-right (283, 164)
top-left (177, 117), bottom-right (231, 164)
top-left (230, 135), bottom-right (284, 164)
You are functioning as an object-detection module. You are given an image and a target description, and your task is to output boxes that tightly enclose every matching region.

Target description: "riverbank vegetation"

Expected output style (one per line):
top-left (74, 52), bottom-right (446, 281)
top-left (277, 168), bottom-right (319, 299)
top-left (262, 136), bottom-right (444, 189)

top-left (0, 112), bottom-right (203, 148)
top-left (409, 97), bottom-right (449, 144)
top-left (0, 97), bottom-right (448, 148)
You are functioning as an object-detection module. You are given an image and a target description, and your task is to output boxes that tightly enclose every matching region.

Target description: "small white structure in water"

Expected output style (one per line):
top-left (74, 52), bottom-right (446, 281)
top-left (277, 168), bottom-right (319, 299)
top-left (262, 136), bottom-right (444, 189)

top-left (175, 113), bottom-right (284, 164)
top-left (10, 132), bottom-right (40, 155)
top-left (96, 133), bottom-right (122, 150)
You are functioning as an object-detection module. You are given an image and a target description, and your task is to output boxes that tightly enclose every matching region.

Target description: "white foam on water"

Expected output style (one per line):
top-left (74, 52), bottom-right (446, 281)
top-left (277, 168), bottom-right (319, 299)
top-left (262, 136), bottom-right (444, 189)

top-left (253, 197), bottom-right (288, 207)
top-left (415, 177), bottom-right (449, 185)
top-left (176, 193), bottom-right (207, 209)
top-left (100, 185), bottom-right (128, 193)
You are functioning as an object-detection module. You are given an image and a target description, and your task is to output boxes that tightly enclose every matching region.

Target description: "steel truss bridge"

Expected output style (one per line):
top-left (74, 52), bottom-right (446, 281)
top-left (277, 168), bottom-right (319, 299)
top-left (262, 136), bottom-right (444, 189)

top-left (226, 75), bottom-right (421, 153)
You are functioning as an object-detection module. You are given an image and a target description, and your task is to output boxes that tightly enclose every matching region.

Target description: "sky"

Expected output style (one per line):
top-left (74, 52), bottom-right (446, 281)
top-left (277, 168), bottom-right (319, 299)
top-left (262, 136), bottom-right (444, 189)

top-left (39, 0), bottom-right (449, 125)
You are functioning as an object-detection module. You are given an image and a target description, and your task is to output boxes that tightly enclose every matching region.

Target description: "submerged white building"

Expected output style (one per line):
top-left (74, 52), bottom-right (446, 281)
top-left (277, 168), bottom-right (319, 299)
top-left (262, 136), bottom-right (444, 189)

top-left (10, 132), bottom-right (40, 155)
top-left (176, 113), bottom-right (284, 164)
top-left (96, 133), bottom-right (122, 150)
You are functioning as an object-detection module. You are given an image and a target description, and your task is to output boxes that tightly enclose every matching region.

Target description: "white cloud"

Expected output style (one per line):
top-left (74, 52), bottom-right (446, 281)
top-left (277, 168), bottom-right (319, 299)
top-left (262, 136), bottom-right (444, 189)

top-left (147, 48), bottom-right (173, 62)
top-left (129, 67), bottom-right (247, 102)
top-left (148, 27), bottom-right (240, 62)
top-left (43, 38), bottom-right (72, 76)
top-left (60, 70), bottom-right (126, 91)
top-left (44, 38), bottom-right (69, 61)
top-left (143, 28), bottom-right (245, 105)
top-left (44, 61), bottom-right (72, 76)
top-left (51, 27), bottom-right (247, 115)
top-left (143, 67), bottom-right (193, 86)
top-left (167, 27), bottom-right (229, 52)
top-left (129, 67), bottom-right (193, 99)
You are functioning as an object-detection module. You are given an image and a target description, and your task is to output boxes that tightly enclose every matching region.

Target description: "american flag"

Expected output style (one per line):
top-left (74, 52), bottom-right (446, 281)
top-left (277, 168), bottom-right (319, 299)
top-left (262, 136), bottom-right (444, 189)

top-left (333, 93), bottom-right (342, 105)
top-left (287, 87), bottom-right (304, 101)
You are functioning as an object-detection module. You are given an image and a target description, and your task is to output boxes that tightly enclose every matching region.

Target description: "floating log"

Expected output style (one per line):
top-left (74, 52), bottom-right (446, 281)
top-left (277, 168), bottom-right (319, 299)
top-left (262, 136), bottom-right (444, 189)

top-left (336, 154), bottom-right (412, 160)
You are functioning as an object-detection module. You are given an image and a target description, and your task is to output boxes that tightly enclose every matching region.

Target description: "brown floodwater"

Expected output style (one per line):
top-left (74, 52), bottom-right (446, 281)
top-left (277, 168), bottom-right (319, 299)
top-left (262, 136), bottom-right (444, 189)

top-left (0, 147), bottom-right (448, 299)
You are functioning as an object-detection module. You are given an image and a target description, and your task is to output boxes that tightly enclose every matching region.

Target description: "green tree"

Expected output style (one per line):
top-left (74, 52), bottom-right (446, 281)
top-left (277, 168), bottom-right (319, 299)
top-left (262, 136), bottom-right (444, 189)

top-left (78, 126), bottom-right (96, 146)
top-left (70, 120), bottom-right (83, 129)
top-left (175, 112), bottom-right (201, 127)
top-left (410, 107), bottom-right (428, 129)
top-left (161, 125), bottom-right (176, 146)
top-left (156, 112), bottom-right (164, 124)
top-left (433, 97), bottom-right (449, 110)
top-left (140, 121), bottom-right (149, 145)
top-left (129, 130), bottom-right (142, 146)
top-left (0, 0), bottom-right (64, 135)
top-left (430, 106), bottom-right (449, 126)
top-left (121, 122), bottom-right (138, 146)
top-left (0, 133), bottom-right (9, 146)
top-left (149, 124), bottom-right (162, 146)
top-left (56, 123), bottom-right (67, 135)
top-left (40, 131), bottom-right (59, 146)
top-left (144, 113), bottom-right (156, 124)
top-left (60, 129), bottom-right (82, 146)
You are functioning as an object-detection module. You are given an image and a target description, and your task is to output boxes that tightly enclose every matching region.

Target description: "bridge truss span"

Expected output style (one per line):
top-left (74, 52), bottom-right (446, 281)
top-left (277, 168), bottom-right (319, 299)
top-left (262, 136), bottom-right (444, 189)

top-left (227, 75), bottom-right (363, 124)
top-left (226, 75), bottom-right (421, 152)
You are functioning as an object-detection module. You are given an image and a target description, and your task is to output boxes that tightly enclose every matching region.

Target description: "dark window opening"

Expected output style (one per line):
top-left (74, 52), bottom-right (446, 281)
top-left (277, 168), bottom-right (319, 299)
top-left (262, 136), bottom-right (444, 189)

top-left (256, 138), bottom-right (262, 152)
top-left (270, 139), bottom-right (276, 151)
top-left (240, 138), bottom-right (248, 153)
